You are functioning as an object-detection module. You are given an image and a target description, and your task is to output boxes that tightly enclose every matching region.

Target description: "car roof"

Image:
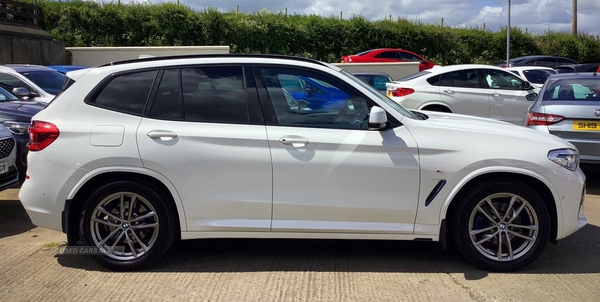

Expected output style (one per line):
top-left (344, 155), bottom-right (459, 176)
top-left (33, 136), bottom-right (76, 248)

top-left (506, 66), bottom-right (555, 71)
top-left (511, 55), bottom-right (569, 61)
top-left (423, 64), bottom-right (507, 74)
top-left (0, 64), bottom-right (58, 72)
top-left (547, 72), bottom-right (599, 80)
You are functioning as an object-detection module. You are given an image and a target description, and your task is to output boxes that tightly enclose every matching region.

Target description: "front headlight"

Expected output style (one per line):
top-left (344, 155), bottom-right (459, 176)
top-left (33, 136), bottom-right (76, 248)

top-left (1, 121), bottom-right (30, 135)
top-left (548, 148), bottom-right (579, 171)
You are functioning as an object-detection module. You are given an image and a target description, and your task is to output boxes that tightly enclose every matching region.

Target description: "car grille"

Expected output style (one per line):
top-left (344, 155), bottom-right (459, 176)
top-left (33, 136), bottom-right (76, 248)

top-left (0, 138), bottom-right (15, 159)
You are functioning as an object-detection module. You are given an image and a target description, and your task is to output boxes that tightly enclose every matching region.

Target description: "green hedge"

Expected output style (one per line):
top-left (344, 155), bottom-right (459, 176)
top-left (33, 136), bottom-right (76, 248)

top-left (37, 1), bottom-right (600, 65)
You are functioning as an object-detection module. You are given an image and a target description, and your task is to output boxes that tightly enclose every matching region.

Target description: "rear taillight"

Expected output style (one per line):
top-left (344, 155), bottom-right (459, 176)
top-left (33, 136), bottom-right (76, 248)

top-left (28, 121), bottom-right (60, 151)
top-left (391, 87), bottom-right (415, 97)
top-left (526, 112), bottom-right (565, 126)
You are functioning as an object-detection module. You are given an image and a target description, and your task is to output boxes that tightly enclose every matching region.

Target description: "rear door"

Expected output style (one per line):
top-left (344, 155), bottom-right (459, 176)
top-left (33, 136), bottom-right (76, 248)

top-left (137, 65), bottom-right (273, 232)
top-left (437, 69), bottom-right (490, 118)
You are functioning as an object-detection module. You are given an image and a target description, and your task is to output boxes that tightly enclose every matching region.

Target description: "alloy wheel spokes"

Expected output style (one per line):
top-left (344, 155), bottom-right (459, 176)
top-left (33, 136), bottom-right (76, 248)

top-left (90, 192), bottom-right (160, 261)
top-left (469, 192), bottom-right (539, 262)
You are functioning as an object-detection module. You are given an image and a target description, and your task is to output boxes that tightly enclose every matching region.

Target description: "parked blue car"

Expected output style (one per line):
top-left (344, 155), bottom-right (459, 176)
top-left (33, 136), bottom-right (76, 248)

top-left (279, 75), bottom-right (349, 110)
top-left (47, 65), bottom-right (89, 74)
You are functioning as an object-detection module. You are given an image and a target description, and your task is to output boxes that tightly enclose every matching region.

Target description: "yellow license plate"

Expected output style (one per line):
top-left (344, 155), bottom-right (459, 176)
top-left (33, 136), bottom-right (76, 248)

top-left (387, 91), bottom-right (391, 97)
top-left (573, 120), bottom-right (600, 130)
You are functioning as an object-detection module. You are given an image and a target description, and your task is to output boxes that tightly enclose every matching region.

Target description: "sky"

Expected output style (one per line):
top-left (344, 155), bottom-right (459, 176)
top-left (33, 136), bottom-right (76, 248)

top-left (153, 0), bottom-right (599, 36)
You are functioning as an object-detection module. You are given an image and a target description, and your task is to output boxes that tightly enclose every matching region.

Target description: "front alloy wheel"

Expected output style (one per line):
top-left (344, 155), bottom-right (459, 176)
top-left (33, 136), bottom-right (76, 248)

top-left (453, 180), bottom-right (550, 271)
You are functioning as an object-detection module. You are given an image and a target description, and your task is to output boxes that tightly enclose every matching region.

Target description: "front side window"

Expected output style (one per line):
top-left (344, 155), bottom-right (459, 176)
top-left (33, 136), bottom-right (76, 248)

top-left (481, 69), bottom-right (524, 90)
top-left (260, 67), bottom-right (372, 130)
top-left (0, 86), bottom-right (19, 102)
top-left (0, 73), bottom-right (33, 91)
top-left (92, 70), bottom-right (157, 115)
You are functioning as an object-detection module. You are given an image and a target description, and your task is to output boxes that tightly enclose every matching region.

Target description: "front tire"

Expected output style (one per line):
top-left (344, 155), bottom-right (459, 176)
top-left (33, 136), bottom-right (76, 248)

top-left (452, 180), bottom-right (551, 271)
top-left (79, 180), bottom-right (176, 271)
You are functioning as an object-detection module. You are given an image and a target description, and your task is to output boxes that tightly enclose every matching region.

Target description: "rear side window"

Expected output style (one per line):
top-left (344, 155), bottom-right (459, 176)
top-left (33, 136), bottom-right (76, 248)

top-left (181, 66), bottom-right (248, 124)
top-left (439, 69), bottom-right (480, 88)
top-left (92, 70), bottom-right (158, 115)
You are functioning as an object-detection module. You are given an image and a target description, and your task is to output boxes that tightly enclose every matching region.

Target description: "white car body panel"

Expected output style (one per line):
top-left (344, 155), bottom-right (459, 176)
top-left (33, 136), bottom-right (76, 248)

top-left (136, 119), bottom-right (273, 232)
top-left (267, 125), bottom-right (420, 234)
top-left (18, 56), bottom-right (586, 247)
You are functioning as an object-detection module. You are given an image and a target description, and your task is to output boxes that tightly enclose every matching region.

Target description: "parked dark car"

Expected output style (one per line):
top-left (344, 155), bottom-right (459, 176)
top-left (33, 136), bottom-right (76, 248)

top-left (555, 63), bottom-right (600, 74)
top-left (351, 72), bottom-right (394, 93)
top-left (0, 85), bottom-right (45, 182)
top-left (497, 55), bottom-right (578, 68)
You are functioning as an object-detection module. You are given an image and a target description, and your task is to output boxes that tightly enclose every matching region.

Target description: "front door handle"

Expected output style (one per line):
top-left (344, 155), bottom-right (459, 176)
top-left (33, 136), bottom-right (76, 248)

top-left (147, 130), bottom-right (178, 141)
top-left (443, 89), bottom-right (454, 94)
top-left (490, 91), bottom-right (501, 97)
top-left (280, 136), bottom-right (310, 147)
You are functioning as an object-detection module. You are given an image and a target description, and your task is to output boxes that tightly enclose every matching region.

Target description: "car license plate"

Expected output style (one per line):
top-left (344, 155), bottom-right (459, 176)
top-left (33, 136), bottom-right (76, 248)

top-left (573, 120), bottom-right (600, 131)
top-left (0, 162), bottom-right (7, 174)
top-left (387, 91), bottom-right (391, 97)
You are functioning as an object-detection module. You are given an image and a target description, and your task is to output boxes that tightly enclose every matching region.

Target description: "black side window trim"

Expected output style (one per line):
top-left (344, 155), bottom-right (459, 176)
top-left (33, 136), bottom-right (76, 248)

top-left (252, 63), bottom-right (400, 129)
top-left (143, 64), bottom-right (263, 125)
top-left (84, 67), bottom-right (160, 117)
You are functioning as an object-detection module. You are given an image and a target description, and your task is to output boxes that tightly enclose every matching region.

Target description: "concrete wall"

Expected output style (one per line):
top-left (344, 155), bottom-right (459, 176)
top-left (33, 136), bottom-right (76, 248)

top-left (332, 62), bottom-right (420, 80)
top-left (66, 46), bottom-right (231, 66)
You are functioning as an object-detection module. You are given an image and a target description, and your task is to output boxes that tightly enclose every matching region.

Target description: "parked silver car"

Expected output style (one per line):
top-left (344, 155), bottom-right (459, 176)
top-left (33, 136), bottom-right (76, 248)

top-left (525, 72), bottom-right (600, 164)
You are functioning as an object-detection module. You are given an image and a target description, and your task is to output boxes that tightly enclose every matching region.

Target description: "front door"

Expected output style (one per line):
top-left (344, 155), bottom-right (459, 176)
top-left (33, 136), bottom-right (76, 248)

top-left (256, 65), bottom-right (420, 234)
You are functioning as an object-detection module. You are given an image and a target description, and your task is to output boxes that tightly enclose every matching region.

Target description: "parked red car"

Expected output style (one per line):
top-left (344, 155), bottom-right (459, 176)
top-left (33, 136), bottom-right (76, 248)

top-left (340, 48), bottom-right (436, 71)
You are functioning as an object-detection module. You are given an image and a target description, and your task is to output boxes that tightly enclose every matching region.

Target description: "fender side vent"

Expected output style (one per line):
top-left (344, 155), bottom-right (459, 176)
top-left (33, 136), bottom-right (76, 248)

top-left (425, 180), bottom-right (447, 207)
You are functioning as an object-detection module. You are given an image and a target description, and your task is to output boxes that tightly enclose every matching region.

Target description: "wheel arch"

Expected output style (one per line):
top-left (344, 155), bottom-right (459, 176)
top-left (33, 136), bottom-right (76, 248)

top-left (418, 102), bottom-right (454, 113)
top-left (440, 171), bottom-right (559, 247)
top-left (64, 168), bottom-right (186, 245)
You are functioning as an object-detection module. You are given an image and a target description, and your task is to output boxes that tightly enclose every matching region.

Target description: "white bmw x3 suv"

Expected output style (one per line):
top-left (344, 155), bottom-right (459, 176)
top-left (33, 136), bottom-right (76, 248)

top-left (19, 55), bottom-right (586, 271)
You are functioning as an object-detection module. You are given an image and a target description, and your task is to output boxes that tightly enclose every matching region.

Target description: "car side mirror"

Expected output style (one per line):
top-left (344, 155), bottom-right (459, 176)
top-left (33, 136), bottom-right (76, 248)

top-left (526, 93), bottom-right (538, 102)
top-left (368, 106), bottom-right (388, 130)
top-left (523, 82), bottom-right (533, 90)
top-left (12, 87), bottom-right (32, 98)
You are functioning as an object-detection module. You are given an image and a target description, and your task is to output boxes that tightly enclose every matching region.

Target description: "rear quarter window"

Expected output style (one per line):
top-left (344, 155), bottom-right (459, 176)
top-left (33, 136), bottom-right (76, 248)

top-left (90, 70), bottom-right (158, 115)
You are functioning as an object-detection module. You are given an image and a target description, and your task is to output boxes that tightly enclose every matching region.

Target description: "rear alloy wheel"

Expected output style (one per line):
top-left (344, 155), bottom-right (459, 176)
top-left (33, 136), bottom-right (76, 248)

top-left (80, 180), bottom-right (176, 271)
top-left (453, 180), bottom-right (550, 271)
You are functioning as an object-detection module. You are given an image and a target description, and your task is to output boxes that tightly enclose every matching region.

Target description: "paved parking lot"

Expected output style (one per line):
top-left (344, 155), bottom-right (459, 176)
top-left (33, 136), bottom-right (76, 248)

top-left (1, 169), bottom-right (599, 301)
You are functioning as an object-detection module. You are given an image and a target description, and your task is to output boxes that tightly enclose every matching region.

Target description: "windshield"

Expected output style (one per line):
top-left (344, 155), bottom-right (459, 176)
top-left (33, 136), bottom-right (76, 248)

top-left (19, 70), bottom-right (65, 95)
top-left (340, 70), bottom-right (417, 119)
top-left (522, 69), bottom-right (557, 84)
top-left (0, 85), bottom-right (19, 102)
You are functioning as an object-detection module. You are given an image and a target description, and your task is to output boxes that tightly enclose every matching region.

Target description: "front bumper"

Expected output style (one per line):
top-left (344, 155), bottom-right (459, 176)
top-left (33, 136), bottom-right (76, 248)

top-left (542, 167), bottom-right (587, 240)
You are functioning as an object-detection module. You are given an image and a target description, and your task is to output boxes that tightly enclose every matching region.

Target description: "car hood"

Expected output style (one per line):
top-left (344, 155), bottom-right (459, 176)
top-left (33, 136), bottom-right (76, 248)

top-left (0, 101), bottom-right (45, 119)
top-left (415, 111), bottom-right (573, 148)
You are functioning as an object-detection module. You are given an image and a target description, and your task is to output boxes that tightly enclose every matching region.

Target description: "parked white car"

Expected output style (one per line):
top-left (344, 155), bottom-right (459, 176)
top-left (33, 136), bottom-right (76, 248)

top-left (19, 55), bottom-right (586, 272)
top-left (0, 65), bottom-right (65, 104)
top-left (386, 64), bottom-right (540, 125)
top-left (506, 66), bottom-right (557, 89)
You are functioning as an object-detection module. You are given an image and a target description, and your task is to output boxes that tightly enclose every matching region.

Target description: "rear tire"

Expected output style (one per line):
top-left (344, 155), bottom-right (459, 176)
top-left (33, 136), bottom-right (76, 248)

top-left (79, 180), bottom-right (176, 271)
top-left (452, 180), bottom-right (550, 271)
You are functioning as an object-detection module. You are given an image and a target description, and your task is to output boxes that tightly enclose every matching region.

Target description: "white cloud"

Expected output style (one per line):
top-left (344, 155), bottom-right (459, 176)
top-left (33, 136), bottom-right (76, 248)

top-left (153, 0), bottom-right (598, 36)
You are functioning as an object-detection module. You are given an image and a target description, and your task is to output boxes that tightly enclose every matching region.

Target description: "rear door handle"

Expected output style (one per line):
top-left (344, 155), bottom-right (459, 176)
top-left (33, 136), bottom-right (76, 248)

top-left (280, 136), bottom-right (309, 147)
top-left (147, 130), bottom-right (178, 141)
top-left (490, 92), bottom-right (501, 97)
top-left (443, 89), bottom-right (454, 94)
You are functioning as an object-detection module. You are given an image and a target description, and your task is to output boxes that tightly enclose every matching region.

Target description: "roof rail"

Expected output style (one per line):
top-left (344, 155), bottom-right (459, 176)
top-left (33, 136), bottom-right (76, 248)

top-left (98, 53), bottom-right (328, 68)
